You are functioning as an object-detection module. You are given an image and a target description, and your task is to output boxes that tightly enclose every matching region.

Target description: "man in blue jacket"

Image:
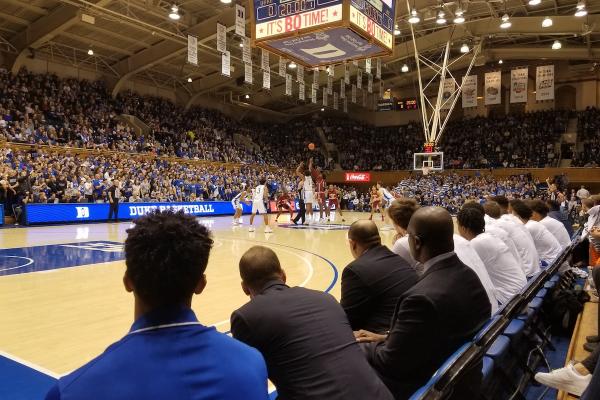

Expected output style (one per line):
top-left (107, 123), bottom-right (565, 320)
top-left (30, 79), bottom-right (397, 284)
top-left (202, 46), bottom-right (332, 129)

top-left (46, 210), bottom-right (268, 400)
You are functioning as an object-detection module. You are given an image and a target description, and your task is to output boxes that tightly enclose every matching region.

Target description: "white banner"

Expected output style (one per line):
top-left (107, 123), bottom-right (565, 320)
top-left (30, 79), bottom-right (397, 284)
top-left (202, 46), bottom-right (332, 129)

top-left (333, 92), bottom-right (339, 110)
top-left (187, 35), bottom-right (198, 65)
top-left (279, 56), bottom-right (286, 77)
top-left (242, 37), bottom-right (251, 63)
top-left (263, 69), bottom-right (270, 90)
top-left (299, 82), bottom-right (305, 100)
top-left (311, 84), bottom-right (317, 104)
top-left (323, 91), bottom-right (328, 107)
top-left (216, 23), bottom-right (226, 53)
top-left (221, 51), bottom-right (230, 77)
top-left (352, 84), bottom-right (357, 103)
top-left (357, 69), bottom-right (362, 89)
top-left (313, 69), bottom-right (319, 86)
top-left (327, 75), bottom-right (333, 95)
top-left (376, 59), bottom-right (381, 79)
top-left (510, 68), bottom-right (528, 103)
top-left (297, 65), bottom-right (304, 83)
top-left (328, 65), bottom-right (334, 77)
top-left (235, 4), bottom-right (245, 36)
top-left (340, 80), bottom-right (345, 98)
top-left (344, 63), bottom-right (350, 84)
top-left (536, 65), bottom-right (554, 101)
top-left (261, 49), bottom-right (269, 71)
top-left (285, 74), bottom-right (292, 96)
top-left (441, 78), bottom-right (456, 110)
top-left (461, 75), bottom-right (477, 108)
top-left (244, 62), bottom-right (253, 85)
top-left (368, 74), bottom-right (373, 93)
top-left (343, 97), bottom-right (348, 113)
top-left (365, 58), bottom-right (371, 75)
top-left (484, 71), bottom-right (501, 105)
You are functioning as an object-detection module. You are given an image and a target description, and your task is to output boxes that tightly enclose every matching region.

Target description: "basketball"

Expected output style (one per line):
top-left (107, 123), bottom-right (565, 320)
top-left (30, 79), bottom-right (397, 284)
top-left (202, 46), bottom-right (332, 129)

top-left (308, 143), bottom-right (315, 150)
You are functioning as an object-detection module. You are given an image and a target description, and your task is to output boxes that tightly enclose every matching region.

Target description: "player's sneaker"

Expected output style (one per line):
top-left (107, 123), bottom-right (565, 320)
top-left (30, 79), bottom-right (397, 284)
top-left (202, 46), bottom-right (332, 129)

top-left (237, 219), bottom-right (243, 225)
top-left (265, 226), bottom-right (273, 233)
top-left (248, 227), bottom-right (255, 232)
top-left (534, 364), bottom-right (591, 396)
top-left (232, 220), bottom-right (238, 225)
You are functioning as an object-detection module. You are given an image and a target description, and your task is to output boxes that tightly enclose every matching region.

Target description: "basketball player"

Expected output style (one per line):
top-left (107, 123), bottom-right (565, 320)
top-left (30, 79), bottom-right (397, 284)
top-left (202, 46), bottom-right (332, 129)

top-left (249, 177), bottom-right (272, 233)
top-left (377, 182), bottom-right (395, 221)
top-left (275, 189), bottom-right (294, 222)
top-left (326, 184), bottom-right (345, 222)
top-left (231, 188), bottom-right (249, 225)
top-left (309, 158), bottom-right (326, 222)
top-left (369, 186), bottom-right (382, 221)
top-left (298, 162), bottom-right (315, 224)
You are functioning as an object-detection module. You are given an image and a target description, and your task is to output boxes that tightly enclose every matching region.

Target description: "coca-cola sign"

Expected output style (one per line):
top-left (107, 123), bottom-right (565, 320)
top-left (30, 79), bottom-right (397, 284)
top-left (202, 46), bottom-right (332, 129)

top-left (344, 172), bottom-right (371, 182)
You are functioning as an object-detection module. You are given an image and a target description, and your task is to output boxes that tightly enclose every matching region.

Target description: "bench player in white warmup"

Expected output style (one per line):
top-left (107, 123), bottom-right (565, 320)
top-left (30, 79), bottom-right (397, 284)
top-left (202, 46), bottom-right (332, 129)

top-left (249, 178), bottom-right (272, 233)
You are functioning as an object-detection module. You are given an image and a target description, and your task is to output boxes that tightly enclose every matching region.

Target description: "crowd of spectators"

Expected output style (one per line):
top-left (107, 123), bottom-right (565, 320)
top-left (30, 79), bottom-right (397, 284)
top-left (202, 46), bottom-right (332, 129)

top-left (573, 107), bottom-right (600, 167)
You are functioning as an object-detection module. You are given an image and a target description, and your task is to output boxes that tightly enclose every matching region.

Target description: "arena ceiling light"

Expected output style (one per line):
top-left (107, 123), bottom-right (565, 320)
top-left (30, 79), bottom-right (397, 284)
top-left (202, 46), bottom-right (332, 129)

top-left (220, 0), bottom-right (233, 4)
top-left (500, 14), bottom-right (511, 29)
top-left (245, 94), bottom-right (250, 99)
top-left (401, 64), bottom-right (409, 72)
top-left (453, 9), bottom-right (465, 24)
top-left (394, 24), bottom-right (401, 36)
top-left (87, 49), bottom-right (94, 56)
top-left (408, 9), bottom-right (420, 24)
top-left (436, 11), bottom-right (446, 25)
top-left (542, 16), bottom-right (553, 27)
top-left (187, 77), bottom-right (192, 82)
top-left (552, 40), bottom-right (562, 50)
top-left (498, 59), bottom-right (504, 64)
top-left (528, 0), bottom-right (541, 5)
top-left (288, 61), bottom-right (297, 69)
top-left (239, 42), bottom-right (244, 47)
top-left (460, 43), bottom-right (469, 53)
top-left (169, 5), bottom-right (180, 20)
top-left (575, 1), bottom-right (587, 17)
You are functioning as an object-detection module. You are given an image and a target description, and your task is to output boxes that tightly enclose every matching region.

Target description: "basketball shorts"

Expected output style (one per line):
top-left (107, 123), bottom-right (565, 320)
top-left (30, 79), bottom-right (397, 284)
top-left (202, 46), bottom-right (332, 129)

top-left (278, 202), bottom-right (291, 210)
top-left (231, 199), bottom-right (243, 210)
top-left (328, 199), bottom-right (339, 208)
top-left (251, 200), bottom-right (267, 215)
top-left (303, 190), bottom-right (315, 204)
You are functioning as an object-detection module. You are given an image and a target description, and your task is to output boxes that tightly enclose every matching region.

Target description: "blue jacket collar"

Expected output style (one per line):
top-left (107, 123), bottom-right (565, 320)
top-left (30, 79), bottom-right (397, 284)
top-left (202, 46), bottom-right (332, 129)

top-left (129, 306), bottom-right (199, 333)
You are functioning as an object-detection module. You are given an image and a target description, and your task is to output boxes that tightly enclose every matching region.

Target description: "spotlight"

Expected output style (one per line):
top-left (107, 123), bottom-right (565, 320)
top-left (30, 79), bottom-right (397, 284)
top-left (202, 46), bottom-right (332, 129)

top-left (245, 94), bottom-right (250, 99)
top-left (401, 64), bottom-right (409, 72)
top-left (408, 8), bottom-right (420, 24)
top-left (500, 14), bottom-right (511, 29)
top-left (394, 24), bottom-right (401, 36)
top-left (87, 49), bottom-right (94, 55)
top-left (460, 43), bottom-right (469, 53)
top-left (288, 61), bottom-right (297, 69)
top-left (453, 9), bottom-right (465, 24)
top-left (436, 11), bottom-right (446, 25)
top-left (498, 59), bottom-right (503, 64)
top-left (320, 108), bottom-right (325, 112)
top-left (187, 77), bottom-right (192, 82)
top-left (169, 5), bottom-right (180, 20)
top-left (575, 0), bottom-right (587, 17)
top-left (528, 0), bottom-right (541, 5)
top-left (542, 16), bottom-right (553, 27)
top-left (239, 42), bottom-right (244, 47)
top-left (552, 40), bottom-right (562, 50)
top-left (220, 0), bottom-right (232, 3)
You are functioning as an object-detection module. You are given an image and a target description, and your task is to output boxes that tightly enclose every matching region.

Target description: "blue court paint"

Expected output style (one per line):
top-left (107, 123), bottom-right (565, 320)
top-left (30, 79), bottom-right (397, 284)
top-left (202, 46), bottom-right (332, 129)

top-left (0, 356), bottom-right (57, 400)
top-left (0, 241), bottom-right (124, 276)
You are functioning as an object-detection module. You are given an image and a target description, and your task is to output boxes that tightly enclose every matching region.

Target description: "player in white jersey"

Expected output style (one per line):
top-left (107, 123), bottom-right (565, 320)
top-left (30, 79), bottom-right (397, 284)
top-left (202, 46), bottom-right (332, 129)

top-left (300, 166), bottom-right (315, 224)
top-left (231, 189), bottom-right (248, 225)
top-left (249, 178), bottom-right (272, 233)
top-left (377, 182), bottom-right (395, 223)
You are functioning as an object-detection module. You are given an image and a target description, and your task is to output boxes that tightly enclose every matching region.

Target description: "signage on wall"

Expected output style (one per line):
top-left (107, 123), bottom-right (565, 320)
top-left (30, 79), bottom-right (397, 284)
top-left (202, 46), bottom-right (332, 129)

top-left (344, 172), bottom-right (371, 182)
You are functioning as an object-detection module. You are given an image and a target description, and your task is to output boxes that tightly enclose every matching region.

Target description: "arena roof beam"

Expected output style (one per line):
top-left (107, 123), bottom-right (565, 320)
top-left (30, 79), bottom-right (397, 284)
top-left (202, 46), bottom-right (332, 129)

top-left (9, 0), bottom-right (114, 74)
top-left (3, 0), bottom-right (49, 15)
top-left (58, 32), bottom-right (135, 56)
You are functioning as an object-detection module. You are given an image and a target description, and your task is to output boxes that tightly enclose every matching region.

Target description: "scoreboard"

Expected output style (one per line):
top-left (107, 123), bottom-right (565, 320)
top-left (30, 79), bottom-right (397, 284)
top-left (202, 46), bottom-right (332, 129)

top-left (251, 0), bottom-right (395, 67)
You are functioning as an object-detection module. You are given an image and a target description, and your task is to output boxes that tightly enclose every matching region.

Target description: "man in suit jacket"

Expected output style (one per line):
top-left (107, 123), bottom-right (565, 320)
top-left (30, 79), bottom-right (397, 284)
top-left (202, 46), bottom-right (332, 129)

top-left (231, 246), bottom-right (394, 400)
top-left (342, 220), bottom-right (418, 333)
top-left (356, 207), bottom-right (491, 399)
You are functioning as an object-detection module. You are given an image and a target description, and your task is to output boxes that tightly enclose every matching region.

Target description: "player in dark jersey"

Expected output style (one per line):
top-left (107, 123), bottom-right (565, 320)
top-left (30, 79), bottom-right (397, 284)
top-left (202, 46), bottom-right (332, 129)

top-left (369, 186), bottom-right (383, 221)
top-left (325, 184), bottom-right (344, 222)
top-left (275, 189), bottom-right (294, 222)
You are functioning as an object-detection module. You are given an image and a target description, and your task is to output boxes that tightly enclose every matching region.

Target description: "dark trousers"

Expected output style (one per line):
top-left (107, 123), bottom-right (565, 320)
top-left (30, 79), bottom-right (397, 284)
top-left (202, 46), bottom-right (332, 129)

top-left (582, 267), bottom-right (600, 373)
top-left (293, 199), bottom-right (306, 224)
top-left (108, 200), bottom-right (119, 221)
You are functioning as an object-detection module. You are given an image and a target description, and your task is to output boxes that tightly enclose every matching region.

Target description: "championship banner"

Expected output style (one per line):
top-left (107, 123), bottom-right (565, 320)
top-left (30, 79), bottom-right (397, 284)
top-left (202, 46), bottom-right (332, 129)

top-left (216, 23), bottom-right (226, 53)
top-left (340, 79), bottom-right (345, 98)
top-left (299, 82), bottom-right (305, 100)
top-left (484, 71), bottom-right (501, 105)
top-left (357, 69), bottom-right (362, 89)
top-left (536, 65), bottom-right (554, 101)
top-left (344, 62), bottom-right (350, 84)
top-left (187, 35), bottom-right (198, 65)
top-left (311, 84), bottom-right (317, 103)
top-left (333, 92), bottom-right (339, 110)
top-left (328, 65), bottom-right (334, 77)
top-left (279, 56), bottom-right (286, 77)
top-left (343, 97), bottom-right (348, 113)
top-left (313, 69), bottom-right (319, 86)
top-left (365, 58), bottom-right (371, 74)
top-left (297, 64), bottom-right (304, 83)
top-left (323, 91), bottom-right (328, 107)
top-left (285, 73), bottom-right (292, 96)
top-left (368, 74), bottom-right (373, 93)
top-left (327, 75), bottom-right (333, 95)
top-left (376, 58), bottom-right (381, 79)
top-left (461, 75), bottom-right (477, 108)
top-left (263, 69), bottom-right (270, 89)
top-left (261, 48), bottom-right (269, 70)
top-left (510, 68), bottom-right (528, 103)
top-left (352, 84), bottom-right (357, 103)
top-left (441, 78), bottom-right (456, 110)
top-left (245, 62), bottom-right (253, 84)
top-left (221, 51), bottom-right (231, 77)
top-left (242, 37), bottom-right (251, 63)
top-left (235, 4), bottom-right (246, 36)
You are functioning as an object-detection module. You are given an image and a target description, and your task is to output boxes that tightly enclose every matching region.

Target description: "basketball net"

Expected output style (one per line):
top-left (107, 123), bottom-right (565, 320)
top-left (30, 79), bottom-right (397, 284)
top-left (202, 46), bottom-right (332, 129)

top-left (422, 166), bottom-right (431, 176)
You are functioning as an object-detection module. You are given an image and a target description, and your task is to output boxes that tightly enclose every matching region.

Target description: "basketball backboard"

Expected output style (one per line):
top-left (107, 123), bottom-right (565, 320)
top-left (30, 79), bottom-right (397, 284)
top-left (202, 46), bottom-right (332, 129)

top-left (413, 152), bottom-right (444, 172)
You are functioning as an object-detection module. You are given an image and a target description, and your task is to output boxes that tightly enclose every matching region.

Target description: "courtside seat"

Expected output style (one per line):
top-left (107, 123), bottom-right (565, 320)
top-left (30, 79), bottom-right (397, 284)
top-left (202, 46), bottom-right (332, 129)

top-left (503, 319), bottom-right (526, 340)
top-left (550, 274), bottom-right (560, 283)
top-left (528, 297), bottom-right (544, 312)
top-left (535, 288), bottom-right (548, 299)
top-left (485, 335), bottom-right (510, 360)
top-left (482, 356), bottom-right (494, 386)
top-left (544, 280), bottom-right (557, 290)
top-left (517, 308), bottom-right (535, 322)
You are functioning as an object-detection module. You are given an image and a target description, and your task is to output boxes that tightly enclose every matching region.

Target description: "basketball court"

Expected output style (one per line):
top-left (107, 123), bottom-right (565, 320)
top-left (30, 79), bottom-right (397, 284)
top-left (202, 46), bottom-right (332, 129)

top-left (0, 212), bottom-right (396, 396)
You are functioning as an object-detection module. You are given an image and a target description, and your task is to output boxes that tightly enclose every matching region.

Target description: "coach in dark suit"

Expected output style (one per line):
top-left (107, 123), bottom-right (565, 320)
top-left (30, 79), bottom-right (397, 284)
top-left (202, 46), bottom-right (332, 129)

top-left (342, 220), bottom-right (418, 333)
top-left (356, 207), bottom-right (491, 399)
top-left (231, 246), bottom-right (394, 400)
